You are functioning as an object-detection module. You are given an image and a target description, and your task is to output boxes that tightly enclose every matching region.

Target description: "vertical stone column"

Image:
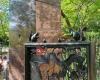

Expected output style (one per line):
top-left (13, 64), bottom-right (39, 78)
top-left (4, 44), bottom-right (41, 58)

top-left (35, 0), bottom-right (61, 80)
top-left (36, 0), bottom-right (61, 42)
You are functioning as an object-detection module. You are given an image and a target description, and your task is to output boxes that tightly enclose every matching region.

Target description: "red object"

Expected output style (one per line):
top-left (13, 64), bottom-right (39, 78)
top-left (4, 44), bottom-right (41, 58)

top-left (36, 45), bottom-right (44, 56)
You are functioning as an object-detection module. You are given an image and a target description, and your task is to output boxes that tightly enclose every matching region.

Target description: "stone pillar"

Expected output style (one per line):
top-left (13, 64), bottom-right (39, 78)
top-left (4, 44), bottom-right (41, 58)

top-left (36, 0), bottom-right (61, 42)
top-left (35, 0), bottom-right (61, 80)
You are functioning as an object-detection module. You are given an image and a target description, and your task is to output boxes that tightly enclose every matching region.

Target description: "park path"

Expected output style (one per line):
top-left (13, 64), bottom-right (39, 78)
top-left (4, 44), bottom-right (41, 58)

top-left (9, 64), bottom-right (23, 80)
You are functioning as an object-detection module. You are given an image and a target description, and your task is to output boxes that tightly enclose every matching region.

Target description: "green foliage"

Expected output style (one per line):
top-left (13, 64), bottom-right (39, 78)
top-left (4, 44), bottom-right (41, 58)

top-left (0, 0), bottom-right (9, 46)
top-left (61, 0), bottom-right (100, 79)
top-left (61, 0), bottom-right (100, 32)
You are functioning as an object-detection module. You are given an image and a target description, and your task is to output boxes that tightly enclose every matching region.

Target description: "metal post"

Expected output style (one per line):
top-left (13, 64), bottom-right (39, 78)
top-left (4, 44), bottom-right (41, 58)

top-left (25, 46), bottom-right (31, 80)
top-left (90, 42), bottom-right (96, 80)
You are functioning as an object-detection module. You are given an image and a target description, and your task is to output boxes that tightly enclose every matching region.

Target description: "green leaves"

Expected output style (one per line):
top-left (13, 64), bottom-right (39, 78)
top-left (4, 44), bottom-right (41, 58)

top-left (61, 0), bottom-right (100, 29)
top-left (0, 0), bottom-right (9, 46)
top-left (61, 2), bottom-right (100, 77)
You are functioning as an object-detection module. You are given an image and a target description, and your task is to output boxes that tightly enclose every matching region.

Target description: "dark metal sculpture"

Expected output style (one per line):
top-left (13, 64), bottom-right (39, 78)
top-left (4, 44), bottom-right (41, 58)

top-left (29, 32), bottom-right (39, 42)
top-left (69, 27), bottom-right (87, 41)
top-left (28, 32), bottom-right (87, 80)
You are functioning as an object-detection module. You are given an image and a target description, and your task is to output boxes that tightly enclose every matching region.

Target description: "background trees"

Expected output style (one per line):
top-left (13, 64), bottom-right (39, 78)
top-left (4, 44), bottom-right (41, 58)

top-left (61, 0), bottom-right (100, 27)
top-left (61, 0), bottom-right (100, 79)
top-left (0, 0), bottom-right (9, 46)
top-left (9, 0), bottom-right (36, 47)
top-left (61, 0), bottom-right (100, 39)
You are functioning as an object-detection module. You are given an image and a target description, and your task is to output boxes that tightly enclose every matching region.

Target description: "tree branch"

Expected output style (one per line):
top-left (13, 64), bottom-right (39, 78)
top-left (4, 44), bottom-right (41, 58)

top-left (61, 10), bottom-right (71, 28)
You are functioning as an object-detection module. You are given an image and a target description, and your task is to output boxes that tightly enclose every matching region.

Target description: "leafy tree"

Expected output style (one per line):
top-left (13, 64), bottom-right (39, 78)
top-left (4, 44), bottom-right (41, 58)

top-left (10, 0), bottom-right (35, 29)
top-left (61, 1), bottom-right (100, 79)
top-left (61, 0), bottom-right (100, 33)
top-left (0, 0), bottom-right (9, 46)
top-left (9, 0), bottom-right (36, 47)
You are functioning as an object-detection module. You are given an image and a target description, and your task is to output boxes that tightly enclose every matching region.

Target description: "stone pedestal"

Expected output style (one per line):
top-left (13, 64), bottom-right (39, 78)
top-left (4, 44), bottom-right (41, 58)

top-left (35, 1), bottom-right (62, 80)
